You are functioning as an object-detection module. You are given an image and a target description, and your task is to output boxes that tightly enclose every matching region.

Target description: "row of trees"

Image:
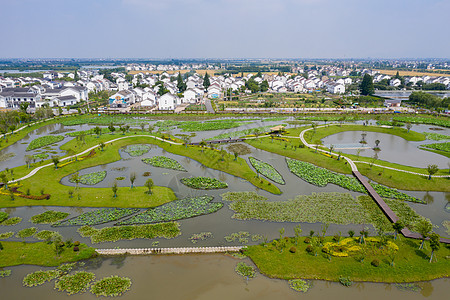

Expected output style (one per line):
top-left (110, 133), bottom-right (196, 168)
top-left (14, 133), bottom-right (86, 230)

top-left (409, 91), bottom-right (450, 109)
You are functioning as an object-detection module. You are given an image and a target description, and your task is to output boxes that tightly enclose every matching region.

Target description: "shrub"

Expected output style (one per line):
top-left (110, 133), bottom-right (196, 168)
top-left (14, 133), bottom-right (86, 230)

top-left (306, 245), bottom-right (313, 253)
top-left (371, 259), bottom-right (380, 267)
top-left (73, 241), bottom-right (80, 246)
top-left (289, 246), bottom-right (297, 253)
top-left (333, 234), bottom-right (340, 242)
top-left (304, 237), bottom-right (311, 244)
top-left (73, 246), bottom-right (79, 252)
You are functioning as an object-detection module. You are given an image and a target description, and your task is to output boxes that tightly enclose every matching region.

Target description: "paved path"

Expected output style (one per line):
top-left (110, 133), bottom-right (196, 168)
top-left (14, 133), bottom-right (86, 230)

top-left (299, 125), bottom-right (450, 244)
top-left (205, 98), bottom-right (215, 114)
top-left (96, 246), bottom-right (243, 255)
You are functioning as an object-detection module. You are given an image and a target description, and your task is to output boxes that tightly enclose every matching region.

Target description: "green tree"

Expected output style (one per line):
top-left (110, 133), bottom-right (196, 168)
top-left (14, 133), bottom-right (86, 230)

top-left (99, 142), bottom-right (105, 151)
top-left (24, 155), bottom-right (33, 168)
top-left (177, 73), bottom-right (186, 92)
top-left (294, 224), bottom-right (302, 245)
top-left (130, 172), bottom-right (136, 189)
top-left (260, 80), bottom-right (269, 92)
top-left (93, 126), bottom-right (101, 138)
top-left (0, 173), bottom-right (8, 189)
top-left (203, 72), bottom-right (211, 89)
top-left (19, 102), bottom-right (29, 113)
top-left (70, 172), bottom-right (81, 190)
top-left (145, 178), bottom-right (154, 194)
top-left (427, 164), bottom-right (439, 180)
top-left (416, 219), bottom-right (432, 250)
top-left (360, 74), bottom-right (374, 96)
top-left (112, 181), bottom-right (118, 198)
top-left (108, 123), bottom-right (115, 134)
top-left (52, 157), bottom-right (59, 169)
top-left (406, 122), bottom-right (412, 133)
top-left (392, 220), bottom-right (404, 240)
top-left (428, 232), bottom-right (440, 263)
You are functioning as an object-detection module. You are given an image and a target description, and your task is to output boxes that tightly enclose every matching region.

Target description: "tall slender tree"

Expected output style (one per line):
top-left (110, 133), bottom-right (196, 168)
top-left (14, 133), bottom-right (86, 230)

top-left (203, 72), bottom-right (211, 89)
top-left (360, 74), bottom-right (374, 96)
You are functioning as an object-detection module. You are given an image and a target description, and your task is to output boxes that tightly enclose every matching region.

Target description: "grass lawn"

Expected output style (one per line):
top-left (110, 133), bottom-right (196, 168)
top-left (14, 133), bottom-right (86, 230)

top-left (12, 132), bottom-right (280, 197)
top-left (0, 241), bottom-right (96, 267)
top-left (245, 236), bottom-right (450, 283)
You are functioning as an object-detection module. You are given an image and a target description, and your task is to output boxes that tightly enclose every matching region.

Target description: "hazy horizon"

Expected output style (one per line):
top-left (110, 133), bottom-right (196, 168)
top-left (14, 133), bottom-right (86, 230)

top-left (1, 0), bottom-right (449, 59)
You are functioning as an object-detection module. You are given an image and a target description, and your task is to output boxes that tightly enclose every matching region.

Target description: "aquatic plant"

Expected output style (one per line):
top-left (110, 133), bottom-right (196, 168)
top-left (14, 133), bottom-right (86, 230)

top-left (116, 196), bottom-right (222, 225)
top-left (70, 171), bottom-right (107, 185)
top-left (27, 135), bottom-right (64, 151)
top-left (123, 144), bottom-right (151, 156)
top-left (422, 142), bottom-right (450, 153)
top-left (34, 230), bottom-right (58, 241)
top-left (0, 270), bottom-right (11, 277)
top-left (288, 279), bottom-right (312, 292)
top-left (229, 193), bottom-right (366, 224)
top-left (23, 270), bottom-right (61, 287)
top-left (53, 208), bottom-right (139, 227)
top-left (235, 262), bottom-right (256, 278)
top-left (77, 222), bottom-right (180, 243)
top-left (30, 211), bottom-right (69, 224)
top-left (189, 232), bottom-right (213, 243)
top-left (180, 177), bottom-right (228, 189)
top-left (54, 272), bottom-right (96, 295)
top-left (339, 276), bottom-right (353, 287)
top-left (0, 232), bottom-right (14, 239)
top-left (16, 227), bottom-right (37, 239)
top-left (221, 191), bottom-right (267, 202)
top-left (286, 158), bottom-right (422, 203)
top-left (142, 156), bottom-right (186, 171)
top-left (248, 157), bottom-right (285, 184)
top-left (90, 276), bottom-right (132, 297)
top-left (423, 132), bottom-right (450, 141)
top-left (0, 217), bottom-right (22, 226)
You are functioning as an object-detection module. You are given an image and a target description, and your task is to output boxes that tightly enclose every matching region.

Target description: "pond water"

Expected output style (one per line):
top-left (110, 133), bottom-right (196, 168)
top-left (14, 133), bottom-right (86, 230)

top-left (322, 130), bottom-right (449, 168)
top-left (1, 255), bottom-right (447, 300)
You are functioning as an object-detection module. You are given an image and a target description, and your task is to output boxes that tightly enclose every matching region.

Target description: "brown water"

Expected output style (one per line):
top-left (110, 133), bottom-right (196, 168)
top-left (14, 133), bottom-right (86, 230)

top-left (1, 255), bottom-right (447, 300)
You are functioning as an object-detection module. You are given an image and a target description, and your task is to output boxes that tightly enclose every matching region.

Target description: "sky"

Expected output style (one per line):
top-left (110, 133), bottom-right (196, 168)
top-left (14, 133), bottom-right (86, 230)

top-left (1, 0), bottom-right (449, 59)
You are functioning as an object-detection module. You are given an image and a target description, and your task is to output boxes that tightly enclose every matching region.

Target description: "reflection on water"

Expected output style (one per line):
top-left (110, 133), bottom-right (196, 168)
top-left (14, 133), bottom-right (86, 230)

top-left (1, 255), bottom-right (447, 300)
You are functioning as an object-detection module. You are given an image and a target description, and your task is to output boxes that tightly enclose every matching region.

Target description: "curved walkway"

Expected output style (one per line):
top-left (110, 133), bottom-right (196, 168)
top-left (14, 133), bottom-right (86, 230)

top-left (11, 134), bottom-right (182, 183)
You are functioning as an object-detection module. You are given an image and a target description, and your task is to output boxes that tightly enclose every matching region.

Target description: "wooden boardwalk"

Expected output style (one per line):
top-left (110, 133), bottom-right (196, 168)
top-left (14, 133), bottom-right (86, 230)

top-left (353, 171), bottom-right (450, 244)
top-left (96, 246), bottom-right (243, 256)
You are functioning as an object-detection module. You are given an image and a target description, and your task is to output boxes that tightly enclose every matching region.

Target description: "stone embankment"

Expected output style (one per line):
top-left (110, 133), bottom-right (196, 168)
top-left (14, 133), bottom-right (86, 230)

top-left (96, 246), bottom-right (243, 255)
